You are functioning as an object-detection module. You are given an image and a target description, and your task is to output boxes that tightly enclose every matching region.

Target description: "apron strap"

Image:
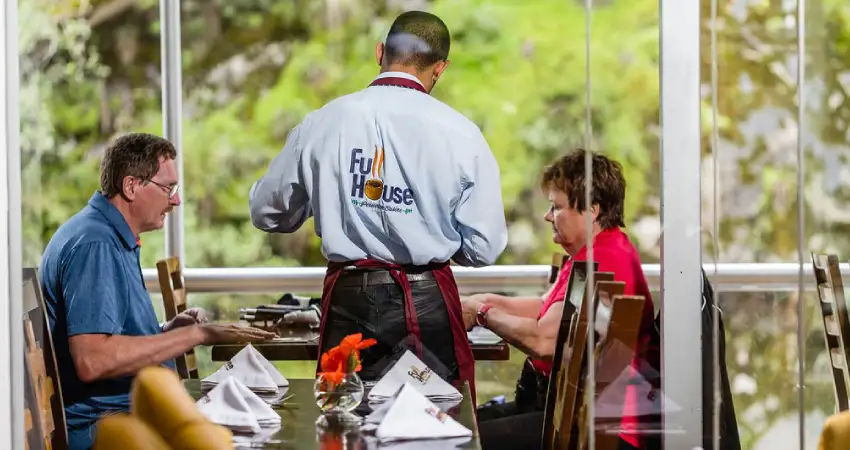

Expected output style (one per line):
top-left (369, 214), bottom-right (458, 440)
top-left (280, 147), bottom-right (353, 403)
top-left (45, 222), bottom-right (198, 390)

top-left (317, 260), bottom-right (476, 406)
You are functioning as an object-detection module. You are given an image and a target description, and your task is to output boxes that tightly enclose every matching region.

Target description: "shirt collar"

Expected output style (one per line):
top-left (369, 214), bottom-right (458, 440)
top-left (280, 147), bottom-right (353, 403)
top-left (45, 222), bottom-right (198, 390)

top-left (88, 191), bottom-right (140, 250)
top-left (571, 227), bottom-right (622, 259)
top-left (372, 71), bottom-right (425, 88)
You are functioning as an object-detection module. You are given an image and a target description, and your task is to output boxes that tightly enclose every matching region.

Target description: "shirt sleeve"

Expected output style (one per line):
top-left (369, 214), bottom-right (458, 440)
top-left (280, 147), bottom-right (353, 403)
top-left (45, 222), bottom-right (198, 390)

top-left (249, 121), bottom-right (312, 233)
top-left (61, 242), bottom-right (127, 337)
top-left (451, 134), bottom-right (508, 267)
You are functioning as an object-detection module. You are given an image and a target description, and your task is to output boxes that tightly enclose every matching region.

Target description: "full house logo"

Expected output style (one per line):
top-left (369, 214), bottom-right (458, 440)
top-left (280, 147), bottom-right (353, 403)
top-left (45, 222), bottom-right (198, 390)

top-left (348, 147), bottom-right (415, 214)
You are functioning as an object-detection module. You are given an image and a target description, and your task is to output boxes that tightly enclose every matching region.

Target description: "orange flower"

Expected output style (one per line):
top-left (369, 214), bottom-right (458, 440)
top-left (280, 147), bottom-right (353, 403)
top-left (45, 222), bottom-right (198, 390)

top-left (338, 333), bottom-right (377, 372)
top-left (318, 346), bottom-right (345, 386)
top-left (318, 334), bottom-right (378, 387)
top-left (320, 346), bottom-right (344, 373)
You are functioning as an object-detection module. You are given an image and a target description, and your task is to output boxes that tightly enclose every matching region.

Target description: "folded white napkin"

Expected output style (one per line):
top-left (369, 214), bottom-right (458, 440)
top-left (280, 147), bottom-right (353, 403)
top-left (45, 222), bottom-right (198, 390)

top-left (196, 376), bottom-right (281, 433)
top-left (363, 386), bottom-right (404, 428)
top-left (232, 424), bottom-right (281, 448)
top-left (373, 382), bottom-right (472, 443)
top-left (201, 344), bottom-right (288, 393)
top-left (368, 350), bottom-right (462, 402)
top-left (466, 327), bottom-right (501, 344)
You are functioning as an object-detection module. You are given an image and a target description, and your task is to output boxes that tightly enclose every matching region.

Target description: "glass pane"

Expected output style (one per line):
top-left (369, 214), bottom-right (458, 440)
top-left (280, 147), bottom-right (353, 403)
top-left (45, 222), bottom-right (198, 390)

top-left (699, 0), bottom-right (850, 448)
top-left (19, 0), bottom-right (163, 268)
top-left (180, 2), bottom-right (339, 269)
top-left (586, 0), bottom-right (667, 448)
top-left (722, 291), bottom-right (833, 449)
top-left (804, 0), bottom-right (850, 254)
top-left (180, 1), bottom-right (646, 269)
top-left (803, 0), bottom-right (850, 448)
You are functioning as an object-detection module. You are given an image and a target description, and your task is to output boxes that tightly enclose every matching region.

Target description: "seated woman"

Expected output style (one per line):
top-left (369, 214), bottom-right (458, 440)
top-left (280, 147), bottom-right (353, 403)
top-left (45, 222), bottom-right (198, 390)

top-left (461, 149), bottom-right (661, 450)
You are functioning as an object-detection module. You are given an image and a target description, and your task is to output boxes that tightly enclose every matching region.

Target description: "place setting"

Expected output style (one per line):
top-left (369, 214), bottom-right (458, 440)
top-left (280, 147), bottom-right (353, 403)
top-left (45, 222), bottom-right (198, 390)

top-left (313, 334), bottom-right (474, 448)
top-left (195, 344), bottom-right (291, 446)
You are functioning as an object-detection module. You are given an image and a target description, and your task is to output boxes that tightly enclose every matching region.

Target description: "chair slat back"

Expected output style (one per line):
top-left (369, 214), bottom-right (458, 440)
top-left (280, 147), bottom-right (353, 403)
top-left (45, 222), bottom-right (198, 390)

top-left (545, 263), bottom-right (601, 409)
top-left (558, 281), bottom-right (625, 450)
top-left (812, 253), bottom-right (850, 411)
top-left (23, 267), bottom-right (68, 450)
top-left (156, 257), bottom-right (199, 380)
top-left (543, 269), bottom-right (624, 450)
top-left (542, 262), bottom-right (594, 450)
top-left (576, 294), bottom-right (646, 450)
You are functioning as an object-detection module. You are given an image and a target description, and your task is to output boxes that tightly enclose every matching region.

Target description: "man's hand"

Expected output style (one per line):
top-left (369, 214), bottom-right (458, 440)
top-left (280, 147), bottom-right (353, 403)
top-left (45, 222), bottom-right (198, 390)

top-left (198, 323), bottom-right (276, 346)
top-left (162, 307), bottom-right (209, 333)
top-left (461, 298), bottom-right (482, 331)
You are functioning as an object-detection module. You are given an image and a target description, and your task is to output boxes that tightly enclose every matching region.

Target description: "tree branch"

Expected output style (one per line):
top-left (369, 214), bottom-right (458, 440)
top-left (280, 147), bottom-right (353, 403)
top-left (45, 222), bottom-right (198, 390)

top-left (87, 0), bottom-right (139, 28)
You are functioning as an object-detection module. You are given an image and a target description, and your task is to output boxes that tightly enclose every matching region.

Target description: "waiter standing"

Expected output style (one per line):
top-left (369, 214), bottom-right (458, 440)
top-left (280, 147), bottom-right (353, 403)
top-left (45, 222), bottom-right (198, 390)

top-left (249, 10), bottom-right (507, 390)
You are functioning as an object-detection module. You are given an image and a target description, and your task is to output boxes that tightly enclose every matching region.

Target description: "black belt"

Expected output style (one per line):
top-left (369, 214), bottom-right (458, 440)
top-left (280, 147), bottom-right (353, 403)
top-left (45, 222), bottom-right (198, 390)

top-left (335, 269), bottom-right (435, 288)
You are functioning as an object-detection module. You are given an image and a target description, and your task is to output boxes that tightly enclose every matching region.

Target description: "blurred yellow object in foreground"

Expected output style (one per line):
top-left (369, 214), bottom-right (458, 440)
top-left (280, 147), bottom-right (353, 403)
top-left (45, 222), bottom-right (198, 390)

top-left (819, 410), bottom-right (850, 450)
top-left (93, 366), bottom-right (232, 450)
top-left (171, 420), bottom-right (234, 450)
top-left (131, 366), bottom-right (207, 441)
top-left (92, 413), bottom-right (169, 450)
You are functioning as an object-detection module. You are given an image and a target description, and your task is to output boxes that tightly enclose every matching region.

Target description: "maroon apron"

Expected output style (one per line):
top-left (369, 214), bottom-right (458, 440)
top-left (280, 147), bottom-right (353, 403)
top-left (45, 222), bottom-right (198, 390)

top-left (317, 259), bottom-right (476, 404)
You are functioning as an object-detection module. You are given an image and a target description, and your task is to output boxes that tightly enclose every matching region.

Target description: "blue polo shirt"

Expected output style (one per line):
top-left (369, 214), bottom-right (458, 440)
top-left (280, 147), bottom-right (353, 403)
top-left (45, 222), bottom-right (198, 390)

top-left (39, 192), bottom-right (174, 450)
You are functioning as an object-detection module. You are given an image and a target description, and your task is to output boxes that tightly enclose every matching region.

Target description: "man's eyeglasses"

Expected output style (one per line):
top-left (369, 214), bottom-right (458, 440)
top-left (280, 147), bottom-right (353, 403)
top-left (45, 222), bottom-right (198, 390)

top-left (147, 179), bottom-right (179, 199)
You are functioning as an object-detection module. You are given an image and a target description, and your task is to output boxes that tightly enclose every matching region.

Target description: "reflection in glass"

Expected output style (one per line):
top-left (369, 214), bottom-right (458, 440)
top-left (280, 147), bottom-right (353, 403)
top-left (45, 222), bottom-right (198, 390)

top-left (699, 0), bottom-right (850, 448)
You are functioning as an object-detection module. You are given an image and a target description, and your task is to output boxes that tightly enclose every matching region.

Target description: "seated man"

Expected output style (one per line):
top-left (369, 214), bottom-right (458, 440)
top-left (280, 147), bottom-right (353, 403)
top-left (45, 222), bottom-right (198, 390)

top-left (461, 149), bottom-right (661, 450)
top-left (39, 133), bottom-right (275, 450)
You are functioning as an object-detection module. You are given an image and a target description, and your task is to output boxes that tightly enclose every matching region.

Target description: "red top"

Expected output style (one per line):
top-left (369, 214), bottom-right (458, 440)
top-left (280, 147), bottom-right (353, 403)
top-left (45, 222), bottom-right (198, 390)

top-left (532, 228), bottom-right (659, 448)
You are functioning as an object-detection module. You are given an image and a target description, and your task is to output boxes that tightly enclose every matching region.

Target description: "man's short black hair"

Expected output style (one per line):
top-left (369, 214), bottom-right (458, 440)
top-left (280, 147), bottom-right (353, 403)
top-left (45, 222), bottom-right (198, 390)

top-left (384, 11), bottom-right (450, 71)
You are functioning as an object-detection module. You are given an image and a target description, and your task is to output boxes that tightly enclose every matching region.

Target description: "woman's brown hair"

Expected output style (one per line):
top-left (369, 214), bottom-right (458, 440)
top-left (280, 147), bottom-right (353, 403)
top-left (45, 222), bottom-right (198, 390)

top-left (540, 148), bottom-right (626, 230)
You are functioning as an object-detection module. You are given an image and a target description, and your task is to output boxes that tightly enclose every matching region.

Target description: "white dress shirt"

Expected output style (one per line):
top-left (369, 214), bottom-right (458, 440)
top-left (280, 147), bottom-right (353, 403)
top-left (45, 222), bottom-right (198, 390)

top-left (249, 71), bottom-right (508, 267)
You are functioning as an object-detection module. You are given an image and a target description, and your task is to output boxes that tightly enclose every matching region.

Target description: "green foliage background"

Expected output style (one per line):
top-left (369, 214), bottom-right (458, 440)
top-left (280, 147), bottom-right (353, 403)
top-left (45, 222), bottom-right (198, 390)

top-left (17, 0), bottom-right (850, 447)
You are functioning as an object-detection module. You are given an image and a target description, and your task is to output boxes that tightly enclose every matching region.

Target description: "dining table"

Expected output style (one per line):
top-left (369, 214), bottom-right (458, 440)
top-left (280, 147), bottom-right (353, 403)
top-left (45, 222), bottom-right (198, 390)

top-left (211, 327), bottom-right (509, 363)
top-left (184, 378), bottom-right (482, 449)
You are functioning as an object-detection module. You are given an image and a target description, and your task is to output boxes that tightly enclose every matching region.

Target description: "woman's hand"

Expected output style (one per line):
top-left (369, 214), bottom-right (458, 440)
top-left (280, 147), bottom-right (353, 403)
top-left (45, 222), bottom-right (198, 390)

top-left (462, 293), bottom-right (490, 304)
top-left (461, 298), bottom-right (483, 330)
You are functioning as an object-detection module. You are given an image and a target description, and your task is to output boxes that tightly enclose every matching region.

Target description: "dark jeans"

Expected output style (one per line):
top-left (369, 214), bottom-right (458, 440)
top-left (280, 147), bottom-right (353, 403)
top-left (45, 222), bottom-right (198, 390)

top-left (476, 358), bottom-right (548, 419)
top-left (319, 270), bottom-right (459, 383)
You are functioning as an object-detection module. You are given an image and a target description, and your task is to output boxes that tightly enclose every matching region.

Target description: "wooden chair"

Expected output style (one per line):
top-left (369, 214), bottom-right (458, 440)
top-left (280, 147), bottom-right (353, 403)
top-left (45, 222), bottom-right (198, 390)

top-left (541, 260), bottom-right (605, 449)
top-left (812, 253), bottom-right (850, 411)
top-left (23, 267), bottom-right (68, 450)
top-left (156, 257), bottom-right (199, 380)
top-left (576, 293), bottom-right (646, 450)
top-left (549, 252), bottom-right (570, 285)
top-left (545, 261), bottom-right (596, 411)
top-left (543, 270), bottom-right (646, 450)
top-left (543, 279), bottom-right (623, 450)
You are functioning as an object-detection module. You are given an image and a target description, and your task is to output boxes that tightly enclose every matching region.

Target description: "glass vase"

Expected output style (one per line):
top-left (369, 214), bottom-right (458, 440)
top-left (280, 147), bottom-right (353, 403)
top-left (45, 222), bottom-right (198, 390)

top-left (314, 371), bottom-right (365, 427)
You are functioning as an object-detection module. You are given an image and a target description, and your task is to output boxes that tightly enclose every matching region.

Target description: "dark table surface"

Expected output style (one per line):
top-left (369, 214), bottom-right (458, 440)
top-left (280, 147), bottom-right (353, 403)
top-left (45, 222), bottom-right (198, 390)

top-left (211, 328), bottom-right (509, 363)
top-left (184, 378), bottom-right (481, 449)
